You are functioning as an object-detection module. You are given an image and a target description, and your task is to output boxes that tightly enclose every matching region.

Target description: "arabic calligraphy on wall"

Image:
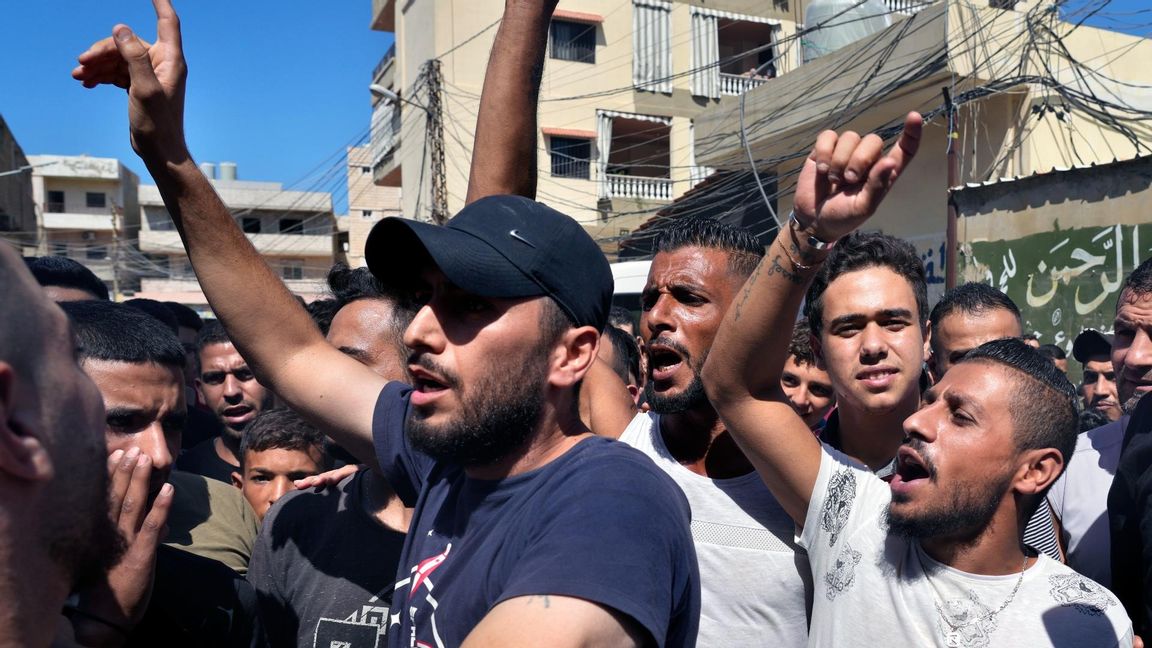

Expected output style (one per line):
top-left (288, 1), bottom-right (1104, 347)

top-left (963, 223), bottom-right (1151, 351)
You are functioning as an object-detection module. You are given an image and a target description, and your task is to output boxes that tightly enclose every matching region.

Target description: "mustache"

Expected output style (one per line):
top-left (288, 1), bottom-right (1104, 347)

top-left (406, 353), bottom-right (460, 388)
top-left (901, 437), bottom-right (938, 480)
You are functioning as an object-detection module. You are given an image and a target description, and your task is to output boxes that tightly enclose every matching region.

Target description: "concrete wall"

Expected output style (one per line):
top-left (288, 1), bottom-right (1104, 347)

top-left (0, 116), bottom-right (35, 250)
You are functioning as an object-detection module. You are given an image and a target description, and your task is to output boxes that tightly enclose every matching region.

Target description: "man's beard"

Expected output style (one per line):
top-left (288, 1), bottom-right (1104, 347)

top-left (41, 444), bottom-right (126, 590)
top-left (406, 350), bottom-right (550, 467)
top-left (644, 339), bottom-right (709, 414)
top-left (887, 440), bottom-right (1011, 541)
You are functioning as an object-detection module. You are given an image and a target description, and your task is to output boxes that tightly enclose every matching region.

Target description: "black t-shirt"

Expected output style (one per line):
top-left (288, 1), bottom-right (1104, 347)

top-left (1109, 393), bottom-right (1152, 634)
top-left (372, 382), bottom-right (700, 647)
top-left (248, 470), bottom-right (407, 647)
top-left (177, 437), bottom-right (240, 485)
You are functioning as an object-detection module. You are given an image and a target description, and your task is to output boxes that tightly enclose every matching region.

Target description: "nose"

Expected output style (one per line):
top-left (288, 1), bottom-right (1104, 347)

top-left (1124, 329), bottom-right (1152, 377)
top-left (642, 293), bottom-right (675, 337)
top-left (137, 422), bottom-right (175, 476)
top-left (902, 403), bottom-right (937, 444)
top-left (403, 303), bottom-right (445, 355)
top-left (859, 323), bottom-right (888, 362)
top-left (269, 477), bottom-right (292, 508)
top-left (790, 385), bottom-right (812, 412)
top-left (222, 374), bottom-right (242, 400)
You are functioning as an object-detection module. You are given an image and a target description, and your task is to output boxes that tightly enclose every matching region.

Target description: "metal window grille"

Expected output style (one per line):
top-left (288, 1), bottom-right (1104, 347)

top-left (550, 137), bottom-right (592, 179)
top-left (550, 20), bottom-right (596, 63)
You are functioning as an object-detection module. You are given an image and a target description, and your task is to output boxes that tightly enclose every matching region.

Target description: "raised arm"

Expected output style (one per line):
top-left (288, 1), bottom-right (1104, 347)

top-left (702, 113), bottom-right (922, 526)
top-left (72, 0), bottom-right (384, 463)
top-left (465, 0), bottom-right (559, 203)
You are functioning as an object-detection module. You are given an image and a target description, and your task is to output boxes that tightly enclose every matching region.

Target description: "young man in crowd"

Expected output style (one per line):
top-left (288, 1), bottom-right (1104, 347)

top-left (1076, 328), bottom-right (1123, 422)
top-left (614, 217), bottom-right (811, 644)
top-left (231, 408), bottom-right (328, 522)
top-left (249, 266), bottom-right (412, 647)
top-left (61, 299), bottom-right (260, 644)
top-left (782, 318), bottom-right (836, 432)
top-left (23, 255), bottom-right (109, 302)
top-left (600, 325), bottom-right (642, 405)
top-left (0, 246), bottom-right (131, 647)
top-left (703, 117), bottom-right (1132, 645)
top-left (925, 282), bottom-right (1022, 382)
top-left (177, 321), bottom-right (276, 483)
top-left (1039, 343), bottom-right (1069, 374)
top-left (77, 1), bottom-right (699, 644)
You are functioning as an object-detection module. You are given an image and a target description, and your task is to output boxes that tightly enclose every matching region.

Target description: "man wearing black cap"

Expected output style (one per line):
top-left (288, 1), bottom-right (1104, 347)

top-left (75, 1), bottom-right (700, 645)
top-left (1074, 328), bottom-right (1121, 422)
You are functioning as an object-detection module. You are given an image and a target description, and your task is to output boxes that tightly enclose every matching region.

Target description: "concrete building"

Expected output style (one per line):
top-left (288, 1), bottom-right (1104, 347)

top-left (369, 0), bottom-right (854, 259)
top-left (677, 0), bottom-right (1152, 303)
top-left (135, 163), bottom-right (337, 307)
top-left (0, 116), bottom-right (36, 253)
top-left (27, 154), bottom-right (140, 296)
top-left (338, 144), bottom-right (402, 268)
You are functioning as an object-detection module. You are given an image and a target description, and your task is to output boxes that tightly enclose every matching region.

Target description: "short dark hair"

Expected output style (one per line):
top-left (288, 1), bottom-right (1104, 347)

top-left (1021, 332), bottom-right (1039, 342)
top-left (928, 282), bottom-right (1021, 355)
top-left (23, 256), bottom-right (109, 301)
top-left (805, 231), bottom-right (928, 336)
top-left (603, 325), bottom-right (641, 385)
top-left (608, 305), bottom-right (635, 332)
top-left (961, 338), bottom-right (1078, 472)
top-left (1121, 256), bottom-right (1152, 304)
top-left (652, 218), bottom-right (764, 279)
top-left (1037, 344), bottom-right (1067, 361)
top-left (326, 262), bottom-right (388, 305)
top-left (164, 302), bottom-right (203, 332)
top-left (124, 298), bottom-right (180, 335)
top-left (305, 298), bottom-right (341, 336)
top-left (196, 320), bottom-right (232, 354)
top-left (238, 408), bottom-right (329, 469)
top-left (60, 300), bottom-right (185, 369)
top-left (789, 318), bottom-right (817, 366)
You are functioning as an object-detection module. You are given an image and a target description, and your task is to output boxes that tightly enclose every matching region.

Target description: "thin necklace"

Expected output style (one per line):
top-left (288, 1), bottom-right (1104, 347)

top-left (922, 547), bottom-right (1030, 633)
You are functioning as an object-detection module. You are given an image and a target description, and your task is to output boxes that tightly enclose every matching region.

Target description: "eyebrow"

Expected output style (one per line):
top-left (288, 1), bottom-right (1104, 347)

top-left (828, 308), bottom-right (914, 329)
top-left (338, 346), bottom-right (370, 361)
top-left (943, 390), bottom-right (985, 418)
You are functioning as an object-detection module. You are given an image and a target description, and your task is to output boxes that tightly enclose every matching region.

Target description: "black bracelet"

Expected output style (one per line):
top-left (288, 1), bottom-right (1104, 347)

top-left (62, 604), bottom-right (131, 638)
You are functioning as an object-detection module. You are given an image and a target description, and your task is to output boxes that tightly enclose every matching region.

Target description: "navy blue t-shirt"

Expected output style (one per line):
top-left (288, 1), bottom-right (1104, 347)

top-left (372, 382), bottom-right (700, 647)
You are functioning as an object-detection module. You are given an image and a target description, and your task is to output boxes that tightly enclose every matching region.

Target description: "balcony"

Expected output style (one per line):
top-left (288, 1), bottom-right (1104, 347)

top-left (607, 174), bottom-right (674, 201)
top-left (372, 44), bottom-right (396, 85)
top-left (371, 0), bottom-right (396, 32)
top-left (140, 228), bottom-right (334, 256)
top-left (886, 0), bottom-right (935, 14)
top-left (42, 211), bottom-right (115, 231)
top-left (720, 72), bottom-right (770, 96)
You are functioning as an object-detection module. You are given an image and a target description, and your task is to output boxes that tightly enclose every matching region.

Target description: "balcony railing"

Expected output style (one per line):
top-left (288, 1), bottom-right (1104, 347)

top-left (720, 72), bottom-right (770, 96)
top-left (46, 201), bottom-right (65, 213)
top-left (886, 0), bottom-right (934, 14)
top-left (373, 44), bottom-right (396, 83)
top-left (607, 174), bottom-right (674, 201)
top-left (370, 100), bottom-right (402, 167)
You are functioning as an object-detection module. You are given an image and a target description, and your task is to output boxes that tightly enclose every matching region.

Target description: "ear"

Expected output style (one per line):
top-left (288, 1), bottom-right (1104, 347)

top-left (1013, 448), bottom-right (1064, 497)
top-left (922, 320), bottom-right (933, 364)
top-left (230, 470), bottom-right (244, 489)
top-left (627, 384), bottom-right (641, 406)
top-left (0, 362), bottom-right (54, 483)
top-left (548, 326), bottom-right (601, 389)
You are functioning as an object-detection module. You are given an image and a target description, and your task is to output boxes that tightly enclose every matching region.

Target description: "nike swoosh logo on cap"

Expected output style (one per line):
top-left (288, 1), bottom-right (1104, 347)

top-left (509, 229), bottom-right (536, 248)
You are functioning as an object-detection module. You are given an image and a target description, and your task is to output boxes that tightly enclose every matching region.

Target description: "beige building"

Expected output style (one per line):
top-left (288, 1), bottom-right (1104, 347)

top-left (135, 164), bottom-right (337, 307)
top-left (684, 0), bottom-right (1152, 302)
top-left (369, 0), bottom-right (839, 259)
top-left (0, 115), bottom-right (36, 251)
top-left (338, 144), bottom-right (403, 268)
top-left (27, 154), bottom-right (140, 296)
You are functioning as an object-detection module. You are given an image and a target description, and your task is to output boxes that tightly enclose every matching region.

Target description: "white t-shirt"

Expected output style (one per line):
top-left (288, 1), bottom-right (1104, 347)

top-left (619, 412), bottom-right (811, 646)
top-left (801, 445), bottom-right (1133, 647)
top-left (1048, 418), bottom-right (1126, 587)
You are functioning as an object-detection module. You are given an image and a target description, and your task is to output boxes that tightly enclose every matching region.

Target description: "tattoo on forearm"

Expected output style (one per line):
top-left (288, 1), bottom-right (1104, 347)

top-left (732, 258), bottom-right (764, 323)
top-left (767, 254), bottom-right (805, 285)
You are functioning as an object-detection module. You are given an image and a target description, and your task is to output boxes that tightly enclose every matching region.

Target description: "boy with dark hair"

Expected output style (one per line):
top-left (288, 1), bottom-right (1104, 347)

top-left (22, 255), bottom-right (110, 301)
top-left (600, 324), bottom-right (642, 401)
top-left (608, 304), bottom-right (637, 336)
top-left (1037, 343), bottom-right (1068, 374)
top-left (231, 408), bottom-right (327, 521)
top-left (783, 318), bottom-right (835, 431)
top-left (925, 282), bottom-right (1022, 381)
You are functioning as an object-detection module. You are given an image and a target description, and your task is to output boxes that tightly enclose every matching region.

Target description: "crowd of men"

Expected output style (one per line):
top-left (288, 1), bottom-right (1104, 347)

top-left (2, 0), bottom-right (1150, 646)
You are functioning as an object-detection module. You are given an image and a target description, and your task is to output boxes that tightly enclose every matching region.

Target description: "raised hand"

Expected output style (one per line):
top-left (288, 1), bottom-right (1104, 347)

top-left (72, 448), bottom-right (174, 647)
top-left (793, 112), bottom-right (923, 243)
top-left (294, 463), bottom-right (362, 491)
top-left (72, 0), bottom-right (188, 163)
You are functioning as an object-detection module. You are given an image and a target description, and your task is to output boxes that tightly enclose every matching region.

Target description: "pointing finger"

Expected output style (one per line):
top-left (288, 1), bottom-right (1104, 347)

top-left (153, 0), bottom-right (183, 50)
top-left (885, 112), bottom-right (923, 182)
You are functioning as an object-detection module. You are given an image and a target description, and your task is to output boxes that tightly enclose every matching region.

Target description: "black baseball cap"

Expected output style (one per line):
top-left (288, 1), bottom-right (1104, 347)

top-left (364, 195), bottom-right (613, 330)
top-left (1072, 329), bottom-right (1114, 363)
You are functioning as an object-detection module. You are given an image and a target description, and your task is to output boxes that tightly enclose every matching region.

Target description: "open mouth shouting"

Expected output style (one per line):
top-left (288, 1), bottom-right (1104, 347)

top-left (647, 339), bottom-right (688, 383)
top-left (408, 364), bottom-right (453, 407)
top-left (222, 404), bottom-right (255, 426)
top-left (890, 445), bottom-right (933, 497)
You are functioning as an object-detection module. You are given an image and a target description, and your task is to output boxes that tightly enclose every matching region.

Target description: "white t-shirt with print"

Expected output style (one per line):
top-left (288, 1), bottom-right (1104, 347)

top-left (620, 412), bottom-right (811, 646)
top-left (800, 445), bottom-right (1133, 647)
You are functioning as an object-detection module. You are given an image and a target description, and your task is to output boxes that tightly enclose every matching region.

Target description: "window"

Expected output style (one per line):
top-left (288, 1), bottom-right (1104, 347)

top-left (279, 218), bottom-right (304, 234)
top-left (52, 242), bottom-right (68, 256)
top-left (241, 217), bottom-right (261, 234)
top-left (47, 190), bottom-right (65, 213)
top-left (360, 166), bottom-right (371, 174)
top-left (86, 245), bottom-right (108, 260)
top-left (550, 20), bottom-right (596, 63)
top-left (549, 137), bottom-right (592, 179)
top-left (361, 210), bottom-right (374, 219)
top-left (281, 260), bottom-right (303, 281)
top-left (86, 192), bottom-right (107, 209)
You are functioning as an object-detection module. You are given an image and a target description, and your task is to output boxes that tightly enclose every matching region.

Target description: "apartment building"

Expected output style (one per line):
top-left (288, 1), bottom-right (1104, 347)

top-left (135, 163), bottom-right (337, 307)
top-left (369, 0), bottom-right (828, 259)
top-left (338, 144), bottom-right (402, 268)
top-left (0, 115), bottom-right (36, 251)
top-left (27, 154), bottom-right (140, 295)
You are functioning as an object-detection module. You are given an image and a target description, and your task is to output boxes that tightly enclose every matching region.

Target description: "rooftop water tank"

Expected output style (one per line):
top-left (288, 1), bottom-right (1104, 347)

top-left (802, 0), bottom-right (892, 64)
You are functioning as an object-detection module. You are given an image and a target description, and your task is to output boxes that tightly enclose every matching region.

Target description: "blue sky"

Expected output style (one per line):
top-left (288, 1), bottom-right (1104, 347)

top-left (0, 1), bottom-right (1146, 215)
top-left (0, 1), bottom-right (394, 213)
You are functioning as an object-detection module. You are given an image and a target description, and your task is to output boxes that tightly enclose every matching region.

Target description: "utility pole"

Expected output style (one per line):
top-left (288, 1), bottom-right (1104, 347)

top-left (110, 203), bottom-right (122, 300)
top-left (943, 87), bottom-right (959, 291)
top-left (424, 59), bottom-right (449, 225)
